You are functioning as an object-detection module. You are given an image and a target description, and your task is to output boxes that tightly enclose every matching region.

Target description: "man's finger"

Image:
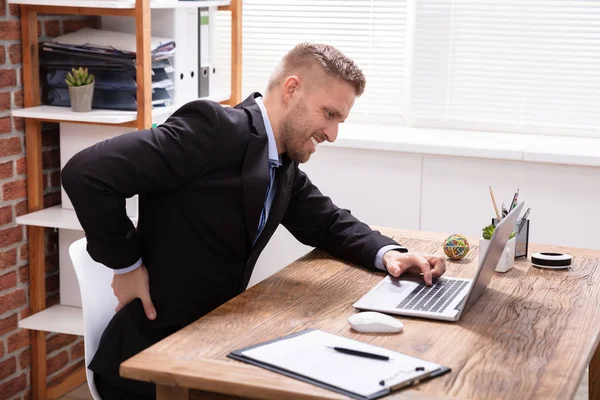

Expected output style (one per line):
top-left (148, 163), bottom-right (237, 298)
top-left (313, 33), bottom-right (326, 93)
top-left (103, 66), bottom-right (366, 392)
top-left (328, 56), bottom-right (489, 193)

top-left (386, 262), bottom-right (403, 278)
top-left (428, 256), bottom-right (446, 278)
top-left (412, 254), bottom-right (433, 285)
top-left (141, 295), bottom-right (157, 320)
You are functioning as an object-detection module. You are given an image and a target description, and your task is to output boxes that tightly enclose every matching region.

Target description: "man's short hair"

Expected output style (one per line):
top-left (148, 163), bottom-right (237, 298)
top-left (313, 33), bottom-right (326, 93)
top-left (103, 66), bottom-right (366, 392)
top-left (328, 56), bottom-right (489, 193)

top-left (267, 42), bottom-right (366, 96)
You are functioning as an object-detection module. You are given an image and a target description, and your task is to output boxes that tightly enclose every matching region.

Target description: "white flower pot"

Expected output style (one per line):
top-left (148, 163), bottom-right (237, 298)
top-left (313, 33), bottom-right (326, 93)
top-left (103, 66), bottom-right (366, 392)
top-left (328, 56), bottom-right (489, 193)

top-left (479, 236), bottom-right (516, 273)
top-left (68, 81), bottom-right (94, 112)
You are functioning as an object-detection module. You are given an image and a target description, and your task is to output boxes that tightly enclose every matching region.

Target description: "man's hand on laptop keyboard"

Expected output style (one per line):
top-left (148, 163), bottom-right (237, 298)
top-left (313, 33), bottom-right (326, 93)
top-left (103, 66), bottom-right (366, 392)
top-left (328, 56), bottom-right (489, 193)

top-left (382, 251), bottom-right (447, 286)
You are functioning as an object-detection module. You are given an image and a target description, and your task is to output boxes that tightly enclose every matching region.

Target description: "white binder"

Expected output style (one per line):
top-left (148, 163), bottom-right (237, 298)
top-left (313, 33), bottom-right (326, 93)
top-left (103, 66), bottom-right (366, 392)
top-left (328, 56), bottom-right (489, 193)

top-left (101, 6), bottom-right (219, 106)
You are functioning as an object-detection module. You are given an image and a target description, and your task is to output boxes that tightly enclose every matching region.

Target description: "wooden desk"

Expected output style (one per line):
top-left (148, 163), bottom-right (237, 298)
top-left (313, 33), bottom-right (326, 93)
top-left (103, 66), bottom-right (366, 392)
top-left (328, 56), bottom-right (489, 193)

top-left (120, 229), bottom-right (600, 400)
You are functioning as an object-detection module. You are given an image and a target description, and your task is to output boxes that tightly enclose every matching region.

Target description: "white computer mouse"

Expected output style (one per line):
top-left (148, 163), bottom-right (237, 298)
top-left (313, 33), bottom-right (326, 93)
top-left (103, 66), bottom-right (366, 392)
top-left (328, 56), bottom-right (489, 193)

top-left (348, 311), bottom-right (404, 333)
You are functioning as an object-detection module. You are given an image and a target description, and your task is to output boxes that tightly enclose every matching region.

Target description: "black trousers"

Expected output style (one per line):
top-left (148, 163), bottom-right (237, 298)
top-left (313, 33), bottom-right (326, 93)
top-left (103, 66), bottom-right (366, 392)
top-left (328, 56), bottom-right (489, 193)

top-left (94, 372), bottom-right (156, 400)
top-left (89, 299), bottom-right (178, 400)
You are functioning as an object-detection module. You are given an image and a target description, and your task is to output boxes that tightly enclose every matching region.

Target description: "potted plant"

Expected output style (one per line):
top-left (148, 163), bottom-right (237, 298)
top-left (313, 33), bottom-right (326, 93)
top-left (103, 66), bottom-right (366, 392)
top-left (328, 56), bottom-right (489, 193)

top-left (65, 67), bottom-right (95, 112)
top-left (479, 223), bottom-right (516, 273)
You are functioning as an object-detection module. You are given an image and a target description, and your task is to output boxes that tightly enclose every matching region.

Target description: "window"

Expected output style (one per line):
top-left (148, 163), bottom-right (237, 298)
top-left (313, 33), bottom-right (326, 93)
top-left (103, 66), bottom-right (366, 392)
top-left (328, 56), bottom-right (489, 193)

top-left (220, 0), bottom-right (600, 137)
top-left (407, 0), bottom-right (600, 137)
top-left (238, 0), bottom-right (407, 125)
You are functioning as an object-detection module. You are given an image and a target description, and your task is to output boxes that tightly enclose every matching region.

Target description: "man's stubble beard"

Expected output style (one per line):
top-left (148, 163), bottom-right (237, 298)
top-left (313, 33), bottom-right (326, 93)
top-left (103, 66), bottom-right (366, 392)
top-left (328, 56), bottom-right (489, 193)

top-left (281, 100), bottom-right (312, 164)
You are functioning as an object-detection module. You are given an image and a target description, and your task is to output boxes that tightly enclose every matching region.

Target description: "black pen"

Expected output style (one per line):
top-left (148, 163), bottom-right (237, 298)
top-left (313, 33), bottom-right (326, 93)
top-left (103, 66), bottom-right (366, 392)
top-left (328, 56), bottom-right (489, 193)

top-left (327, 346), bottom-right (389, 361)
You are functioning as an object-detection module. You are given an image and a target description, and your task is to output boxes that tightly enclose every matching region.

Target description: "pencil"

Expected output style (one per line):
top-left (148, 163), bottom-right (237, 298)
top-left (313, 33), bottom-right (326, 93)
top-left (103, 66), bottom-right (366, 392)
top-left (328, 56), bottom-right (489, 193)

top-left (489, 186), bottom-right (501, 220)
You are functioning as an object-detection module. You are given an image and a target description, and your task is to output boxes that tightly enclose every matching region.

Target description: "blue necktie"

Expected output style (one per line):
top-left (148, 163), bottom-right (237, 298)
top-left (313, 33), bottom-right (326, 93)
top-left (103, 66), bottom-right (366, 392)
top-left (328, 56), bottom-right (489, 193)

top-left (255, 163), bottom-right (277, 243)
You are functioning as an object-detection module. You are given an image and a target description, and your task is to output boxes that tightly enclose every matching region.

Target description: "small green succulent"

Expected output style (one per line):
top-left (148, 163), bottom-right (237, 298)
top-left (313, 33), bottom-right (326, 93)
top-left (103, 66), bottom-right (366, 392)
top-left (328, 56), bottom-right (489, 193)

top-left (65, 67), bottom-right (94, 87)
top-left (482, 223), bottom-right (516, 240)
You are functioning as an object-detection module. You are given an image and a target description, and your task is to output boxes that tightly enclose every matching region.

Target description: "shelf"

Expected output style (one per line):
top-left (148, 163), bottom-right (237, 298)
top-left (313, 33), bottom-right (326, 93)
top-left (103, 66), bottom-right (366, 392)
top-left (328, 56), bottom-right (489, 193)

top-left (8, 0), bottom-right (231, 9)
top-left (18, 305), bottom-right (83, 336)
top-left (16, 206), bottom-right (83, 230)
top-left (12, 106), bottom-right (138, 125)
top-left (11, 91), bottom-right (231, 125)
top-left (153, 0), bottom-right (231, 8)
top-left (16, 205), bottom-right (138, 230)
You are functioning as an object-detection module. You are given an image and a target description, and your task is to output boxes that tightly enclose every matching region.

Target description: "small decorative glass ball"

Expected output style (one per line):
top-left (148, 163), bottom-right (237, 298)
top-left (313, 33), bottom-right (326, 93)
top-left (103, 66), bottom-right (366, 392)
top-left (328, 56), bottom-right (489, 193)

top-left (443, 234), bottom-right (470, 260)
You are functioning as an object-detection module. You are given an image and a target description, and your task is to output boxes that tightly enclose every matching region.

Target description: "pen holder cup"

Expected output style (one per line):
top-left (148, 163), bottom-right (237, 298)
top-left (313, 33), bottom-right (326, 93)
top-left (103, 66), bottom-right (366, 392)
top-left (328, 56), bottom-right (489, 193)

top-left (479, 236), bottom-right (516, 273)
top-left (492, 218), bottom-right (530, 259)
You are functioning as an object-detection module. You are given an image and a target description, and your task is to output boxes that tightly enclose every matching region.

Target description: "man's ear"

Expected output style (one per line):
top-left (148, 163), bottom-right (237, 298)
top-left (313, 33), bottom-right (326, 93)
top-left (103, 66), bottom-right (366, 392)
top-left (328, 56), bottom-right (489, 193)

top-left (282, 75), bottom-right (300, 104)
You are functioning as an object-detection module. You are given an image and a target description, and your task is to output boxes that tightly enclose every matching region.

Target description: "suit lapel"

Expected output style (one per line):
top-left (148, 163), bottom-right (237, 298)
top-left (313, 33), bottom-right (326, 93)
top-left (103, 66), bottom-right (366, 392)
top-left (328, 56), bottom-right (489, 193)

top-left (240, 93), bottom-right (271, 246)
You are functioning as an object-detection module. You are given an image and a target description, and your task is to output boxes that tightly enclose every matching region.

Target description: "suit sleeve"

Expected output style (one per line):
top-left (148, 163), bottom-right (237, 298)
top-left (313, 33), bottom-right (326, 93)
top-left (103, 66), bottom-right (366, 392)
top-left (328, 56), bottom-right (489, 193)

top-left (281, 166), bottom-right (407, 270)
top-left (61, 100), bottom-right (221, 271)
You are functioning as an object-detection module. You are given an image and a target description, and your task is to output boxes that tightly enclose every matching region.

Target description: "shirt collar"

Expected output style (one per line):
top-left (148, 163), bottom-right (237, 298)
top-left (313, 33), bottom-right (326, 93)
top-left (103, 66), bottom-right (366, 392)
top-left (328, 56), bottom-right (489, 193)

top-left (255, 96), bottom-right (282, 168)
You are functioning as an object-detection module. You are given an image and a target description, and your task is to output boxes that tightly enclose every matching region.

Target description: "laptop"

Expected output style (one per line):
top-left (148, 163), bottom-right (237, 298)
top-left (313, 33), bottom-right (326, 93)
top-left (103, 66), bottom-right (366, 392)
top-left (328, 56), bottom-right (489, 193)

top-left (353, 201), bottom-right (525, 322)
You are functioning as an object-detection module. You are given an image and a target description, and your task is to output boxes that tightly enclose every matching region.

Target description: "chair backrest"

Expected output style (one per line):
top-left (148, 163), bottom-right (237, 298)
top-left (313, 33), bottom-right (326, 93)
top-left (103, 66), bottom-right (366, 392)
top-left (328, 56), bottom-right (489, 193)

top-left (69, 237), bottom-right (118, 400)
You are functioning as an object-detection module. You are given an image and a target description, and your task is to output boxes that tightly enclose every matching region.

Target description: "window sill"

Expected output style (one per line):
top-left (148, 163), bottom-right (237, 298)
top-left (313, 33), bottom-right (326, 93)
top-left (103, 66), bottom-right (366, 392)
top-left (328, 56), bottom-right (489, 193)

top-left (325, 124), bottom-right (600, 168)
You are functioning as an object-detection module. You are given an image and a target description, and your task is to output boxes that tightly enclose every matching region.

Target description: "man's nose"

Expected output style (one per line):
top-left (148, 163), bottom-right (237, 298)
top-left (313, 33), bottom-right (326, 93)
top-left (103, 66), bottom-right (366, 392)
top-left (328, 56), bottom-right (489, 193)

top-left (324, 124), bottom-right (339, 142)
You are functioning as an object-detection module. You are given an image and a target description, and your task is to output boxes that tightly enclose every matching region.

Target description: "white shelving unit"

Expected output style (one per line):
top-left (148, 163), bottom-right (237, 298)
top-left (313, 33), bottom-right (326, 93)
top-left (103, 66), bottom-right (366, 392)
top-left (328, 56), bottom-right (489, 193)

top-left (10, 0), bottom-right (242, 397)
top-left (8, 0), bottom-right (230, 9)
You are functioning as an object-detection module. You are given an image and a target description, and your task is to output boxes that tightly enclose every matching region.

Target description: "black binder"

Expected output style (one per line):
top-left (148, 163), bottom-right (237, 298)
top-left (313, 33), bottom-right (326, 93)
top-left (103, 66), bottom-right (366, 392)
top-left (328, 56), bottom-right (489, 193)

top-left (227, 329), bottom-right (451, 400)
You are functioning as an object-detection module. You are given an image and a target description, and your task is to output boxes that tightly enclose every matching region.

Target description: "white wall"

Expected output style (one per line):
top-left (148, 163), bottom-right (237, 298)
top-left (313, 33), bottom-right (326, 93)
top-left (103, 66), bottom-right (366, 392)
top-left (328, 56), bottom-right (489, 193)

top-left (249, 146), bottom-right (600, 287)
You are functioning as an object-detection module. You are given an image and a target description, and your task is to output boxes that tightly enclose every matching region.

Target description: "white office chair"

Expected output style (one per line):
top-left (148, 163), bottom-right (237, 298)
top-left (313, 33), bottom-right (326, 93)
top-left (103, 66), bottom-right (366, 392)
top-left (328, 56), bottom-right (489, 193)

top-left (69, 238), bottom-right (118, 400)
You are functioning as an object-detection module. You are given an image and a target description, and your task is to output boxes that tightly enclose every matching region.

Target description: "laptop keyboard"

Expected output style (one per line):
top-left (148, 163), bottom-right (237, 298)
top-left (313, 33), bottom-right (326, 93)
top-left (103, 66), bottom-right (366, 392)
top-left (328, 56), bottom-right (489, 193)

top-left (396, 278), bottom-right (468, 313)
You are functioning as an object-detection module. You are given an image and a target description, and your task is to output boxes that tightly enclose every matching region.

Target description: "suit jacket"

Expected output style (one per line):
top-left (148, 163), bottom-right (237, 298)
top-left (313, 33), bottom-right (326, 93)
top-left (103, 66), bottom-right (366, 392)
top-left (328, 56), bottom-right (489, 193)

top-left (62, 92), bottom-right (404, 395)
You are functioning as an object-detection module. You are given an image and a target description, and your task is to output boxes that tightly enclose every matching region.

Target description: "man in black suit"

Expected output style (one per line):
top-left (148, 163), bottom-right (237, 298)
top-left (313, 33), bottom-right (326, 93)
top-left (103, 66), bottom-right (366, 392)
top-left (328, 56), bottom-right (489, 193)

top-left (62, 43), bottom-right (447, 399)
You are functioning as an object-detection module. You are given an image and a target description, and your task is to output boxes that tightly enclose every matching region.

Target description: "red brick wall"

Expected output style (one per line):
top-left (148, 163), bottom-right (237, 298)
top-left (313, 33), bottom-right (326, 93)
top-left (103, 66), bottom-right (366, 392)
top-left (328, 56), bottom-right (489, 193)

top-left (0, 3), bottom-right (100, 399)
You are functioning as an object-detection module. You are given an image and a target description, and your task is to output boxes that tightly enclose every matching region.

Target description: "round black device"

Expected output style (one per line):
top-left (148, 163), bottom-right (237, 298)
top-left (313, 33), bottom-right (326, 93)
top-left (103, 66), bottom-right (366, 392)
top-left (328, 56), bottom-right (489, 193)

top-left (531, 252), bottom-right (572, 269)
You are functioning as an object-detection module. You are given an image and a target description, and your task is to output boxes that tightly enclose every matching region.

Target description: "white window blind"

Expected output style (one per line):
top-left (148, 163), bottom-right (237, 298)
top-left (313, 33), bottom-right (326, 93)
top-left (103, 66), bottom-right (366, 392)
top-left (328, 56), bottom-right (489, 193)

top-left (238, 0), bottom-right (407, 125)
top-left (406, 0), bottom-right (600, 136)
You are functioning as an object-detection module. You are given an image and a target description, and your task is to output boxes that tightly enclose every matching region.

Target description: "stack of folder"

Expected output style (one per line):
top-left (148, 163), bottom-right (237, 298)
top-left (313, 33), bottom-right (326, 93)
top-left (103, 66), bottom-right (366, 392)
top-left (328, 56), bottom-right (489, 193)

top-left (40, 28), bottom-right (176, 112)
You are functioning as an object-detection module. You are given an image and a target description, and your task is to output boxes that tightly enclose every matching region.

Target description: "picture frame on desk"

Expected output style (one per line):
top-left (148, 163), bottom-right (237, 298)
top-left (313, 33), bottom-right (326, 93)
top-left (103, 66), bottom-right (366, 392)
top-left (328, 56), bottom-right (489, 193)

top-left (493, 217), bottom-right (530, 259)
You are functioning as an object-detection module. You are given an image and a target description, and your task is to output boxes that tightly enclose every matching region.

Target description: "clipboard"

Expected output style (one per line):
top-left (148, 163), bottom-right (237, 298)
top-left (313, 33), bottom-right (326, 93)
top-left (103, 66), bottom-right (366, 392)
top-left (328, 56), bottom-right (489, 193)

top-left (227, 329), bottom-right (451, 400)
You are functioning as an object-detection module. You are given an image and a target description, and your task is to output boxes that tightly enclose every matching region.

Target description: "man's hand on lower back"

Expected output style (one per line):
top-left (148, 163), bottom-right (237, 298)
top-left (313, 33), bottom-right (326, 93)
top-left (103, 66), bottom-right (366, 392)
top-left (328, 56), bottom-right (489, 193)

top-left (111, 264), bottom-right (157, 320)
